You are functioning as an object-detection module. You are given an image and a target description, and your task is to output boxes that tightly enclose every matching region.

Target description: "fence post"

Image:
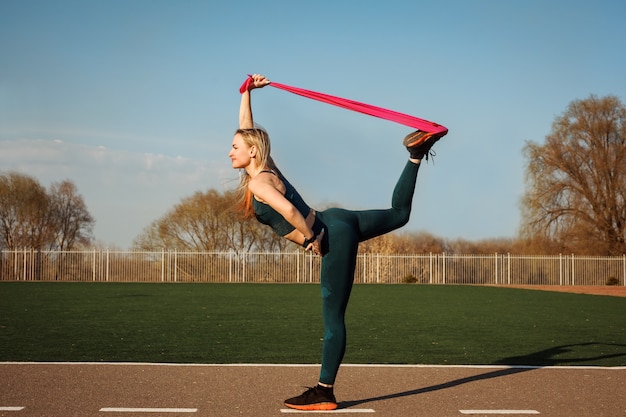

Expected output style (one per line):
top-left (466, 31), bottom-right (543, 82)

top-left (495, 253), bottom-right (498, 285)
top-left (441, 252), bottom-right (446, 284)
top-left (243, 252), bottom-right (246, 283)
top-left (362, 253), bottom-right (367, 283)
top-left (161, 248), bottom-right (165, 282)
top-left (229, 251), bottom-right (233, 283)
top-left (507, 253), bottom-right (511, 285)
top-left (35, 249), bottom-right (41, 281)
top-left (296, 250), bottom-right (300, 283)
top-left (376, 253), bottom-right (380, 284)
top-left (106, 249), bottom-right (110, 282)
top-left (173, 249), bottom-right (177, 283)
top-left (22, 249), bottom-right (26, 281)
top-left (429, 252), bottom-right (433, 284)
top-left (571, 254), bottom-right (575, 286)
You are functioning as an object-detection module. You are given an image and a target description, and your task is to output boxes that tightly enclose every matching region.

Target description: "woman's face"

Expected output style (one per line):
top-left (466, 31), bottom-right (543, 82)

top-left (229, 133), bottom-right (253, 169)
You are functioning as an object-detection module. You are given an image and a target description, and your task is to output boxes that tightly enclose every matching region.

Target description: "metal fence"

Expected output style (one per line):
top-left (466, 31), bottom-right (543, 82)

top-left (1, 249), bottom-right (625, 286)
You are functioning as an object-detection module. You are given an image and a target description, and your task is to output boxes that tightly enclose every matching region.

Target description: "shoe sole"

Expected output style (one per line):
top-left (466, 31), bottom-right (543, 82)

top-left (403, 131), bottom-right (438, 148)
top-left (284, 402), bottom-right (338, 411)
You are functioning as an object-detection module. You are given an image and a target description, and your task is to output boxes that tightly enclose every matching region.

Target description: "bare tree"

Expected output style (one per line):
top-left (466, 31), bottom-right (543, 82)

top-left (0, 173), bottom-right (94, 250)
top-left (0, 172), bottom-right (50, 250)
top-left (134, 190), bottom-right (228, 251)
top-left (521, 95), bottom-right (626, 255)
top-left (48, 181), bottom-right (94, 249)
top-left (133, 189), bottom-right (291, 252)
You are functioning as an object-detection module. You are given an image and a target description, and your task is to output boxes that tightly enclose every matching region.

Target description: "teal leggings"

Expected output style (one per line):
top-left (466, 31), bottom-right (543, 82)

top-left (314, 160), bottom-right (420, 384)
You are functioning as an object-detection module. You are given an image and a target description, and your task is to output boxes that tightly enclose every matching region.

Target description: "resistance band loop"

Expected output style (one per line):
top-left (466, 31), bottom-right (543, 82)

top-left (239, 76), bottom-right (448, 135)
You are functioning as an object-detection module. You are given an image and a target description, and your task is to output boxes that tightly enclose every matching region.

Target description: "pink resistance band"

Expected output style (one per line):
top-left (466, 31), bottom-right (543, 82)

top-left (239, 76), bottom-right (448, 135)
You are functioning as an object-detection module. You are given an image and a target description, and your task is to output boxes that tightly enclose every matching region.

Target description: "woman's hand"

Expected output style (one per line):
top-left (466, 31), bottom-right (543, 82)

top-left (305, 229), bottom-right (325, 256)
top-left (248, 73), bottom-right (270, 90)
top-left (239, 74), bottom-right (270, 128)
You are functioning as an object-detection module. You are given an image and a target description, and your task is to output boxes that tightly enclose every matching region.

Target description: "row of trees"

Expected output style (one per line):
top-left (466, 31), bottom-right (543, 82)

top-left (127, 188), bottom-right (610, 256)
top-left (2, 95), bottom-right (624, 255)
top-left (129, 189), bottom-right (524, 254)
top-left (0, 173), bottom-right (94, 250)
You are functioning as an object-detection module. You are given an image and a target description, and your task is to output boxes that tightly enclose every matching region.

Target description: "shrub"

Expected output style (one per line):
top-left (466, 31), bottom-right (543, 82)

top-left (606, 277), bottom-right (619, 286)
top-left (403, 274), bottom-right (418, 284)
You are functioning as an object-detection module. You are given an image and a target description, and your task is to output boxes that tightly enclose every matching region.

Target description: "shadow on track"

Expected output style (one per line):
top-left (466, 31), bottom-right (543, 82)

top-left (492, 342), bottom-right (626, 366)
top-left (339, 367), bottom-right (529, 409)
top-left (339, 342), bottom-right (626, 409)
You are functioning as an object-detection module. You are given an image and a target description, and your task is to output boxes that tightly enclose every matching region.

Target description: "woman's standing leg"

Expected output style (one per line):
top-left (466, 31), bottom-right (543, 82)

top-left (316, 210), bottom-right (360, 385)
top-left (283, 210), bottom-right (358, 411)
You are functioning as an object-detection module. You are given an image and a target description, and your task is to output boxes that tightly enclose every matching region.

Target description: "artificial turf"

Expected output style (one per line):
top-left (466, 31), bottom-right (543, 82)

top-left (0, 282), bottom-right (624, 366)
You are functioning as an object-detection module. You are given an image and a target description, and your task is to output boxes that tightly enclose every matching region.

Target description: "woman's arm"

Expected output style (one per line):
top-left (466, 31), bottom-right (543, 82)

top-left (239, 74), bottom-right (270, 129)
top-left (248, 175), bottom-right (313, 239)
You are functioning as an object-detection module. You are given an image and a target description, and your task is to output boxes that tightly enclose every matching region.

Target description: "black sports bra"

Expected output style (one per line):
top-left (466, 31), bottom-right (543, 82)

top-left (252, 170), bottom-right (311, 236)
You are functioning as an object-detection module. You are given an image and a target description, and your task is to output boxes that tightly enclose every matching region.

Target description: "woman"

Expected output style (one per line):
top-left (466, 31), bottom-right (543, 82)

top-left (229, 74), bottom-right (445, 411)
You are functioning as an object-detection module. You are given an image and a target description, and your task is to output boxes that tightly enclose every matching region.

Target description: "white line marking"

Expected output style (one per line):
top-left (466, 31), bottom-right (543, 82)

top-left (100, 408), bottom-right (197, 413)
top-left (2, 361), bottom-right (624, 370)
top-left (460, 411), bottom-right (539, 415)
top-left (280, 409), bottom-right (375, 413)
top-left (0, 407), bottom-right (25, 411)
top-left (0, 361), bottom-right (626, 371)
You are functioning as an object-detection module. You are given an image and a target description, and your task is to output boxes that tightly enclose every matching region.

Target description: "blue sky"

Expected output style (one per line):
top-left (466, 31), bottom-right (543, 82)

top-left (1, 0), bottom-right (625, 249)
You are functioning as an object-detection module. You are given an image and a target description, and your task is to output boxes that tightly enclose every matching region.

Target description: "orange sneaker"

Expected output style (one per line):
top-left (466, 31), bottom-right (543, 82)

top-left (284, 385), bottom-right (338, 411)
top-left (403, 130), bottom-right (445, 161)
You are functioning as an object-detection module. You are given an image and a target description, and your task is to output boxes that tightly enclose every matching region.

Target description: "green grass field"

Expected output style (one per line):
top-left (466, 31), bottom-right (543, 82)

top-left (0, 282), bottom-right (624, 366)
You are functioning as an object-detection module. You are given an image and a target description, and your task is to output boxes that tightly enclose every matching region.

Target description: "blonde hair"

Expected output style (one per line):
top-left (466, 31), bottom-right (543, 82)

top-left (233, 128), bottom-right (281, 219)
